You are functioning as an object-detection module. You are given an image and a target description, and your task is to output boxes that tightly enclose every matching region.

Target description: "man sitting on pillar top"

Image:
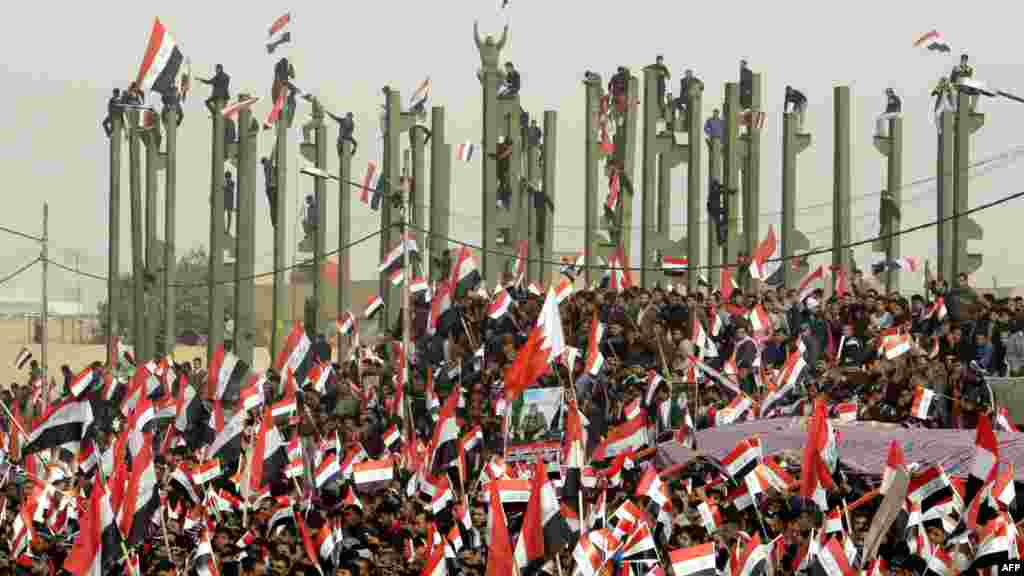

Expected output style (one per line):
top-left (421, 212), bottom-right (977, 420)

top-left (474, 20), bottom-right (509, 81)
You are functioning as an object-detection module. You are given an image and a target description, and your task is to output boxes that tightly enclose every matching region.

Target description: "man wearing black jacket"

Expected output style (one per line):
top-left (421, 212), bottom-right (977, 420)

top-left (199, 64), bottom-right (231, 115)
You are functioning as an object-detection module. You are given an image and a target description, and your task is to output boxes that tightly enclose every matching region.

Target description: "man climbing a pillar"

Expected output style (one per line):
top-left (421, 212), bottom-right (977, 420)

top-left (498, 62), bottom-right (521, 99)
top-left (608, 66), bottom-right (629, 125)
top-left (327, 111), bottom-right (358, 156)
top-left (102, 88), bottom-right (122, 137)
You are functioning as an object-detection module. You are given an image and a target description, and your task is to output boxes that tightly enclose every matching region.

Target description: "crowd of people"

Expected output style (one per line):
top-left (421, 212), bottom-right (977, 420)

top-left (2, 254), bottom-right (1023, 576)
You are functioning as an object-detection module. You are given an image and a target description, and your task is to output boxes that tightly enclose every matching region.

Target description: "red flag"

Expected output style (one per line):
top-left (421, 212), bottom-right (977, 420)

top-left (485, 484), bottom-right (515, 576)
top-left (800, 399), bottom-right (835, 507)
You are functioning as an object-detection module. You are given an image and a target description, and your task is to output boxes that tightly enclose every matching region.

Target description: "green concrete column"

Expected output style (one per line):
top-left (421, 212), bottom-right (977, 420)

top-left (337, 139), bottom-right (353, 332)
top-left (128, 111), bottom-right (145, 362)
top-left (525, 134), bottom-right (541, 284)
top-left (429, 106), bottom-right (451, 283)
top-left (706, 135), bottom-right (722, 288)
top-left (952, 92), bottom-right (985, 279)
top-left (685, 83), bottom-right (703, 293)
top-left (480, 71), bottom-right (500, 286)
top-left (312, 104), bottom-right (327, 334)
top-left (831, 86), bottom-right (851, 284)
top-left (271, 108), bottom-right (289, 362)
top-left (208, 99), bottom-right (226, 363)
top-left (742, 74), bottom-right (763, 267)
top-left (381, 89), bottom-right (403, 331)
top-left (163, 108), bottom-right (178, 359)
top-left (936, 111), bottom-right (954, 283)
top-left (233, 105), bottom-right (256, 365)
top-left (541, 110), bottom-right (557, 285)
top-left (583, 76), bottom-right (603, 286)
top-left (144, 125), bottom-right (160, 360)
top-left (722, 83), bottom-right (741, 267)
top-left (872, 116), bottom-right (903, 293)
top-left (410, 125), bottom-right (426, 276)
top-left (107, 114), bottom-right (122, 362)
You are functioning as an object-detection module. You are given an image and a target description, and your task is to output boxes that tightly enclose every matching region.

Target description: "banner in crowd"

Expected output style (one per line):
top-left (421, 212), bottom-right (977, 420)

top-left (503, 387), bottom-right (564, 462)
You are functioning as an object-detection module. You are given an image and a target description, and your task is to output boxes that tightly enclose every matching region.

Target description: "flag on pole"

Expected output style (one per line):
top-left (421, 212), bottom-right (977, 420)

top-left (913, 30), bottom-right (951, 53)
top-left (136, 18), bottom-right (185, 95)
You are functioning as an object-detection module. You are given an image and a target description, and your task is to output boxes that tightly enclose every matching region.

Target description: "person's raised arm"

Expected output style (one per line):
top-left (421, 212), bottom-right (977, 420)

top-left (497, 24), bottom-right (509, 50)
top-left (474, 20), bottom-right (482, 48)
top-left (326, 111), bottom-right (342, 124)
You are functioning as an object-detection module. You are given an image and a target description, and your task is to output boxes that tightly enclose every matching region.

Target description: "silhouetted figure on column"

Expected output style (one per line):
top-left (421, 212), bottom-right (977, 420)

top-left (261, 157), bottom-right (278, 228)
top-left (223, 171), bottom-right (236, 236)
top-left (199, 64), bottom-right (231, 115)
top-left (784, 86), bottom-right (808, 133)
top-left (103, 88), bottom-right (122, 137)
top-left (650, 55), bottom-right (670, 116)
top-left (498, 62), bottom-right (520, 98)
top-left (327, 111), bottom-right (358, 156)
top-left (740, 60), bottom-right (753, 109)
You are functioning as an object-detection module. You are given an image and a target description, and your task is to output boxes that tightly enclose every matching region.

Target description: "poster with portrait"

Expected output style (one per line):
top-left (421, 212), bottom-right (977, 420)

top-left (503, 387), bottom-right (564, 463)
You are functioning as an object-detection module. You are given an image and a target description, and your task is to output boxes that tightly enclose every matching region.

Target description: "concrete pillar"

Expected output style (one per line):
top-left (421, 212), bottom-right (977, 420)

top-left (742, 73), bottom-right (763, 269)
top-left (936, 111), bottom-right (954, 283)
top-left (144, 125), bottom-right (160, 360)
top-left (685, 83), bottom-right (703, 294)
top-left (873, 116), bottom-right (903, 292)
top-left (618, 76), bottom-right (639, 271)
top-left (722, 83), bottom-right (741, 267)
top-left (107, 113), bottom-right (122, 362)
top-left (952, 92), bottom-right (985, 279)
top-left (429, 107), bottom-right (451, 283)
top-left (233, 105), bottom-right (256, 365)
top-left (410, 125), bottom-right (427, 277)
top-left (583, 76), bottom-right (603, 286)
top-left (271, 109), bottom-right (289, 362)
top-left (380, 89), bottom-right (405, 330)
top-left (336, 139), bottom-right (353, 357)
top-left (525, 131), bottom-right (541, 284)
top-left (128, 112), bottom-right (145, 362)
top-left (706, 136), bottom-right (722, 288)
top-left (480, 70), bottom-right (500, 286)
top-left (781, 110), bottom-right (813, 288)
top-left (312, 105), bottom-right (327, 334)
top-left (831, 86), bottom-right (851, 283)
top-left (641, 66), bottom-right (685, 289)
top-left (208, 99), bottom-right (226, 362)
top-left (493, 101), bottom-right (524, 281)
top-left (541, 110), bottom-right (557, 285)
top-left (163, 108), bottom-right (177, 359)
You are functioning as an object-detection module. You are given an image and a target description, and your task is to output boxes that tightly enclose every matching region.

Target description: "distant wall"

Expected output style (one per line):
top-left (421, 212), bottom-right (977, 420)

top-left (0, 318), bottom-right (97, 345)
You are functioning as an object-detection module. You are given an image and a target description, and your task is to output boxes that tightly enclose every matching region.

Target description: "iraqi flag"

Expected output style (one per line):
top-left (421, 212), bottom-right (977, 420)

top-left (880, 440), bottom-right (907, 495)
top-left (748, 226), bottom-right (778, 281)
top-left (353, 457), bottom-right (394, 487)
top-left (336, 312), bottom-right (355, 336)
top-left (429, 390), bottom-right (461, 474)
top-left (69, 367), bottom-right (98, 398)
top-left (593, 416), bottom-right (647, 461)
top-left (450, 246), bottom-right (481, 298)
top-left (136, 18), bottom-right (185, 95)
top-left (207, 344), bottom-right (247, 401)
top-left (249, 410), bottom-right (288, 494)
top-left (514, 459), bottom-right (573, 568)
top-left (457, 141), bottom-right (476, 163)
top-left (910, 387), bottom-right (935, 420)
top-left (364, 295), bottom-right (384, 319)
top-left (222, 96), bottom-right (261, 120)
top-left (118, 440), bottom-right (159, 546)
top-left (14, 346), bottom-right (32, 370)
top-left (268, 12), bottom-right (291, 37)
top-left (661, 256), bottom-right (688, 275)
top-left (63, 472), bottom-right (122, 576)
top-left (722, 437), bottom-right (761, 480)
top-left (488, 287), bottom-right (512, 320)
top-left (800, 399), bottom-right (836, 510)
top-left (273, 322), bottom-right (311, 383)
top-left (913, 30), bottom-right (951, 53)
top-left (584, 311), bottom-right (605, 376)
top-left (671, 542), bottom-right (716, 576)
top-left (23, 397), bottom-right (94, 455)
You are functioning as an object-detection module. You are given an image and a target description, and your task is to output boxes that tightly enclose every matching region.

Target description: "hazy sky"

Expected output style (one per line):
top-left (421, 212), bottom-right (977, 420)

top-left (2, 0), bottom-right (1022, 312)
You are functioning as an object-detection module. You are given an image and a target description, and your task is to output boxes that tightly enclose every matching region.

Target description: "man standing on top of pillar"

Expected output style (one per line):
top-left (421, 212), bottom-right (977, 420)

top-left (650, 55), bottom-right (670, 117)
top-left (102, 88), bottom-right (122, 137)
top-left (199, 64), bottom-right (231, 114)
top-left (784, 86), bottom-right (808, 133)
top-left (498, 62), bottom-right (520, 99)
top-left (740, 59), bottom-right (753, 109)
top-left (876, 88), bottom-right (901, 137)
top-left (327, 111), bottom-right (358, 156)
top-left (674, 70), bottom-right (701, 118)
top-left (474, 20), bottom-right (509, 80)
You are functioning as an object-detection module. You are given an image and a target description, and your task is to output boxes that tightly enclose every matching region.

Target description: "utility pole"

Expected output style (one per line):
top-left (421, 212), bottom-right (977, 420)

top-left (208, 98), bottom-right (226, 364)
top-left (721, 83), bottom-right (741, 267)
top-left (428, 106), bottom-right (451, 283)
top-left (41, 203), bottom-right (48, 383)
top-left (337, 138), bottom-right (353, 358)
top-left (312, 100), bottom-right (327, 335)
top-left (873, 115), bottom-right (903, 292)
top-left (685, 80), bottom-right (703, 294)
top-left (144, 118), bottom-right (161, 359)
top-left (582, 74), bottom-right (603, 287)
top-left (832, 86), bottom-right (851, 287)
top-left (107, 113), bottom-right (122, 364)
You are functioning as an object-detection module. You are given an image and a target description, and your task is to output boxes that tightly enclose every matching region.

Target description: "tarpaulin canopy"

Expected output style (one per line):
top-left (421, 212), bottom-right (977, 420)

top-left (656, 417), bottom-right (1024, 481)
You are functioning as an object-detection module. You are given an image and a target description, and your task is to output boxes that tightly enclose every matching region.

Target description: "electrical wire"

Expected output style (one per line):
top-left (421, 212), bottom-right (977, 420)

top-left (0, 224), bottom-right (43, 244)
top-left (0, 257), bottom-right (41, 287)
top-left (407, 187), bottom-right (1024, 273)
top-left (43, 227), bottom-right (390, 287)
